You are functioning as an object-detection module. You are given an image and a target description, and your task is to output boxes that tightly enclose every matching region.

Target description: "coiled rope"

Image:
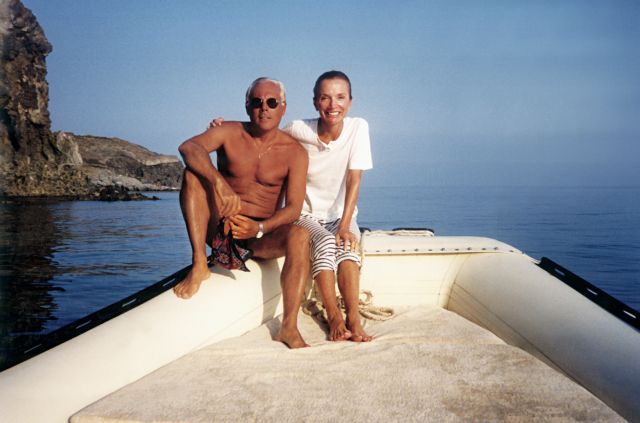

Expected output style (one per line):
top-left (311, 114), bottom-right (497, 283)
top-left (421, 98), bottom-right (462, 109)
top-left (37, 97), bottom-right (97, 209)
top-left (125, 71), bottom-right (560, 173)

top-left (302, 290), bottom-right (394, 323)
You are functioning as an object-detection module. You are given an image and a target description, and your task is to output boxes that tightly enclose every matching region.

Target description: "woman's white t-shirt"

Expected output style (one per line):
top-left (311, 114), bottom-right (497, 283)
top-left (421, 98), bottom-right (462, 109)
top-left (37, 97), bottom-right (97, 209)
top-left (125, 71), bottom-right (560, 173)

top-left (284, 117), bottom-right (373, 222)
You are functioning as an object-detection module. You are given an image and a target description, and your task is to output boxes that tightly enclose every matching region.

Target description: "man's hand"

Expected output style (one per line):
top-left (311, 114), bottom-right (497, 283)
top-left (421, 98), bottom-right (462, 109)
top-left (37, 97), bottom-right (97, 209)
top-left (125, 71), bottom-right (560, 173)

top-left (228, 215), bottom-right (260, 240)
top-left (214, 178), bottom-right (241, 218)
top-left (336, 228), bottom-right (359, 252)
top-left (208, 116), bottom-right (225, 129)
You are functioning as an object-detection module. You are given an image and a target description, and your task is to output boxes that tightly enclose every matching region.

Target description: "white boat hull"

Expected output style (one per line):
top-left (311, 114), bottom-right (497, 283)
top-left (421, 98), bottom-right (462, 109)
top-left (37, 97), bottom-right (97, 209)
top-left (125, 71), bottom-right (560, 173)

top-left (0, 233), bottom-right (638, 422)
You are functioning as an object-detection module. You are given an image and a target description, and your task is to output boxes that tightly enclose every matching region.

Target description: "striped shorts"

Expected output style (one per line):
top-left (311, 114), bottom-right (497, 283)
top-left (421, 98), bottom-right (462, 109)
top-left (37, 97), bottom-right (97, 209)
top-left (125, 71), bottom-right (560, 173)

top-left (294, 214), bottom-right (362, 278)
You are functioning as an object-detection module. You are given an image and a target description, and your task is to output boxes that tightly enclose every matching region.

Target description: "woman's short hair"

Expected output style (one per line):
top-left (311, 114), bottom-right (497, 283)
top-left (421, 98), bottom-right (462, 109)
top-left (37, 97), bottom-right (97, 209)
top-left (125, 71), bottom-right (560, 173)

top-left (313, 70), bottom-right (352, 100)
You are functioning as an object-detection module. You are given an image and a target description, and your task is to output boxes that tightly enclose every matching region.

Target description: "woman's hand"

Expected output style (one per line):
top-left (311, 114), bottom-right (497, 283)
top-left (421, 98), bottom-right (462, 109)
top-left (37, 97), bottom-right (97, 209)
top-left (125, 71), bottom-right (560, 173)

top-left (208, 116), bottom-right (225, 129)
top-left (336, 228), bottom-right (359, 252)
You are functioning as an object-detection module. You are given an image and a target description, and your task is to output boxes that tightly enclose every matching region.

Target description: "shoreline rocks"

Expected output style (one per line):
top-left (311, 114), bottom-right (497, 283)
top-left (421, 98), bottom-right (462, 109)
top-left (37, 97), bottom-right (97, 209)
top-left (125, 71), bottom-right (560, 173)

top-left (60, 132), bottom-right (183, 193)
top-left (0, 0), bottom-right (182, 200)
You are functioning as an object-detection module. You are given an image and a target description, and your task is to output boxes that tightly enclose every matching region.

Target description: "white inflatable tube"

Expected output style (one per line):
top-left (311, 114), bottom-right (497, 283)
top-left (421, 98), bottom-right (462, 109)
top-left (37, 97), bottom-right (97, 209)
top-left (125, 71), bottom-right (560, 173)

top-left (449, 253), bottom-right (640, 422)
top-left (0, 259), bottom-right (285, 423)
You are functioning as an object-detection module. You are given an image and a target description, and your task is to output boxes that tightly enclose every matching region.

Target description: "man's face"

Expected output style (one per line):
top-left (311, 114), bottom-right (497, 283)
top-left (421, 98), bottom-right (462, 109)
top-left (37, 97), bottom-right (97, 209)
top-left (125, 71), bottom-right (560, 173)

top-left (245, 81), bottom-right (286, 132)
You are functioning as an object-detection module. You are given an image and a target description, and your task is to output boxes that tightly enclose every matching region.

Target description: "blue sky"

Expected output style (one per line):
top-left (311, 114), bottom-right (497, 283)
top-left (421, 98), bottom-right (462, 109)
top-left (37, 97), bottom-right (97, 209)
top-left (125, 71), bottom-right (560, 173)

top-left (22, 0), bottom-right (640, 187)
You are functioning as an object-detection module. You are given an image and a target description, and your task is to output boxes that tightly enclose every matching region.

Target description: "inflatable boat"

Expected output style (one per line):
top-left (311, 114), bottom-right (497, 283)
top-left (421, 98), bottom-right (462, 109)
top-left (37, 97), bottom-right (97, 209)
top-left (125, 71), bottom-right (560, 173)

top-left (0, 230), bottom-right (638, 422)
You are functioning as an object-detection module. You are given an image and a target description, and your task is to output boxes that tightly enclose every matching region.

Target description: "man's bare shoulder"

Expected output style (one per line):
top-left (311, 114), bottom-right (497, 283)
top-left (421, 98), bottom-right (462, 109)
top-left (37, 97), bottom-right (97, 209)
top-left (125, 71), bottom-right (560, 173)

top-left (277, 130), bottom-right (303, 148)
top-left (182, 122), bottom-right (249, 153)
top-left (197, 121), bottom-right (250, 147)
top-left (277, 130), bottom-right (307, 155)
top-left (209, 121), bottom-right (247, 135)
top-left (275, 132), bottom-right (307, 172)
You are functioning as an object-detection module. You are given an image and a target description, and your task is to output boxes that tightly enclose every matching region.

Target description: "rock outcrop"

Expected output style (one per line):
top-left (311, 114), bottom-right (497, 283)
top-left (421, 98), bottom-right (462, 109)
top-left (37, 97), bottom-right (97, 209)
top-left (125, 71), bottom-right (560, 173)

top-left (0, 0), bottom-right (91, 197)
top-left (56, 132), bottom-right (183, 191)
top-left (0, 0), bottom-right (182, 198)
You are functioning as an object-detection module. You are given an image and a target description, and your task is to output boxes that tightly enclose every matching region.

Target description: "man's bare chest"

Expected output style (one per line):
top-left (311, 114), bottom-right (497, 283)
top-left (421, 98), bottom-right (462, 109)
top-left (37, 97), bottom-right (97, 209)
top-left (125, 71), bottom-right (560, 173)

top-left (220, 145), bottom-right (289, 185)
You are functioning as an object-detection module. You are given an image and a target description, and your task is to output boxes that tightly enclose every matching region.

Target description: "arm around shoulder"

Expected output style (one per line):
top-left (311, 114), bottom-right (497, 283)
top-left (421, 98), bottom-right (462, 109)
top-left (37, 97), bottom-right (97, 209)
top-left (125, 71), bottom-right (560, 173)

top-left (284, 143), bottom-right (309, 219)
top-left (179, 123), bottom-right (244, 157)
top-left (348, 118), bottom-right (373, 170)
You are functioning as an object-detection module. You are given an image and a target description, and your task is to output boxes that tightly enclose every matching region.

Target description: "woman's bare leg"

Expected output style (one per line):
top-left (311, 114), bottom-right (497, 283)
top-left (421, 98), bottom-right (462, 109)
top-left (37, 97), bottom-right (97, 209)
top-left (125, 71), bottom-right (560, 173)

top-left (315, 270), bottom-right (351, 341)
top-left (337, 261), bottom-right (372, 342)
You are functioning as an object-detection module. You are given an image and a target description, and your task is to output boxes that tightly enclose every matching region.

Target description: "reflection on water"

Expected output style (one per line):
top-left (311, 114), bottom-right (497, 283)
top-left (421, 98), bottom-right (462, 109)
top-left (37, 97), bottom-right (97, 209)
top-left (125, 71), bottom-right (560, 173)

top-left (0, 201), bottom-right (66, 362)
top-left (0, 193), bottom-right (191, 369)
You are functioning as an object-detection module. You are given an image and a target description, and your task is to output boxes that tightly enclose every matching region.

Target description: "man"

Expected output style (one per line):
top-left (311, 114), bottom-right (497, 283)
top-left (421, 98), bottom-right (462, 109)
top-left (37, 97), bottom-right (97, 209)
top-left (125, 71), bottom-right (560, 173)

top-left (173, 77), bottom-right (310, 349)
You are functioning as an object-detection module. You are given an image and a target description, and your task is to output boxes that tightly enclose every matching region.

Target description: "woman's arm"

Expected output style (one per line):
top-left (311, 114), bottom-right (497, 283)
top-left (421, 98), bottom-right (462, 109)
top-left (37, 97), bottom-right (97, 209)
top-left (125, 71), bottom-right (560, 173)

top-left (336, 169), bottom-right (363, 251)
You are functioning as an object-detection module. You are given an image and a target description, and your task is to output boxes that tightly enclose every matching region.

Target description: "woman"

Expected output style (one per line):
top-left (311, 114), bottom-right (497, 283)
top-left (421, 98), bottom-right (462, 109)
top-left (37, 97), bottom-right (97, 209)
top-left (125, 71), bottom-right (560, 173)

top-left (213, 71), bottom-right (373, 343)
top-left (285, 71), bottom-right (373, 342)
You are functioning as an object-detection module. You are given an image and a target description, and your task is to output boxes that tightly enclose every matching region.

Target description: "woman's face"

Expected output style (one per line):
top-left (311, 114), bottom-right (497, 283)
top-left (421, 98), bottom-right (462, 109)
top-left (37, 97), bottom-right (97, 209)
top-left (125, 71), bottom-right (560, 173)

top-left (314, 78), bottom-right (352, 126)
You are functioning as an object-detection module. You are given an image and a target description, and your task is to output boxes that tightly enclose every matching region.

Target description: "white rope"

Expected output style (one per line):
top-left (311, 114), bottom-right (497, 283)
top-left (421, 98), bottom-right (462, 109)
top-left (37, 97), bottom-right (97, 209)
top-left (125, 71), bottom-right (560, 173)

top-left (364, 229), bottom-right (434, 237)
top-left (302, 290), bottom-right (394, 323)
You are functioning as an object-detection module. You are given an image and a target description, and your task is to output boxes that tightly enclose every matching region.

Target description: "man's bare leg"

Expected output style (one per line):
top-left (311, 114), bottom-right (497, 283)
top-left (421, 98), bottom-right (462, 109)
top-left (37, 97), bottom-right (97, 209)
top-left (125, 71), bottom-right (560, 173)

top-left (274, 226), bottom-right (311, 348)
top-left (174, 169), bottom-right (214, 299)
top-left (315, 270), bottom-right (352, 341)
top-left (252, 225), bottom-right (311, 349)
top-left (337, 261), bottom-right (372, 342)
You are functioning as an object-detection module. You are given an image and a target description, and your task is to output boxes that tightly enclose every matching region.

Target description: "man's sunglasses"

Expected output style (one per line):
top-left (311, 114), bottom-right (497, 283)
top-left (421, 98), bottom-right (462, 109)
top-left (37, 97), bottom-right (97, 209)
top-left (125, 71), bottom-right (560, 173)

top-left (248, 97), bottom-right (282, 109)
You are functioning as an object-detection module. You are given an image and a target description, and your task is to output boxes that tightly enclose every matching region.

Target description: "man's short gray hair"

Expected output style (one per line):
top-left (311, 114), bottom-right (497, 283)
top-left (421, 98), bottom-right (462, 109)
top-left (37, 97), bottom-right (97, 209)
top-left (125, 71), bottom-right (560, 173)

top-left (245, 77), bottom-right (286, 103)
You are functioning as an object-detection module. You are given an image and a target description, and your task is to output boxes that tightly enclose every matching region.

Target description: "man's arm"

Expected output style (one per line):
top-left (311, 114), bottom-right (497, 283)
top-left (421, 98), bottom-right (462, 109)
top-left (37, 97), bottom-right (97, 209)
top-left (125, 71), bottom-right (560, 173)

top-left (178, 126), bottom-right (241, 217)
top-left (228, 144), bottom-right (308, 238)
top-left (263, 145), bottom-right (309, 232)
top-left (336, 169), bottom-right (363, 251)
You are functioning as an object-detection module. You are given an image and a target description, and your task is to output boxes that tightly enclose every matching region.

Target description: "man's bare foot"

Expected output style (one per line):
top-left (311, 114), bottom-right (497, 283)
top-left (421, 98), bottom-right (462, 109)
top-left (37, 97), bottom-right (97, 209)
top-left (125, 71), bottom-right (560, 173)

top-left (275, 326), bottom-right (309, 349)
top-left (173, 263), bottom-right (212, 299)
top-left (327, 311), bottom-right (352, 341)
top-left (346, 314), bottom-right (372, 342)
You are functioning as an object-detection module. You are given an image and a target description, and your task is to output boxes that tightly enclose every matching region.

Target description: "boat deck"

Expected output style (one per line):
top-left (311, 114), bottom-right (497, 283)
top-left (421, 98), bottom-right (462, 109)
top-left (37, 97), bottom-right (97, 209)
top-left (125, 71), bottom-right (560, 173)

top-left (71, 305), bottom-right (623, 422)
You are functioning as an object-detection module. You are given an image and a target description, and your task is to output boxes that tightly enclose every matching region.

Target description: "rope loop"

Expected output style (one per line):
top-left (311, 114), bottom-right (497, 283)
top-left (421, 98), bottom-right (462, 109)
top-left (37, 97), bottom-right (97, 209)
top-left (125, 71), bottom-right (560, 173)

top-left (302, 290), bottom-right (394, 323)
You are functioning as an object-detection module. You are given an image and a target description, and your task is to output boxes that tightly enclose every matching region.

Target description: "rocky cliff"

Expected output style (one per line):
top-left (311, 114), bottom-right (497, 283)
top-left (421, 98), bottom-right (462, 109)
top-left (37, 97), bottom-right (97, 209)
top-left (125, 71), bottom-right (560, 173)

top-left (0, 0), bottom-right (182, 198)
top-left (56, 132), bottom-right (183, 191)
top-left (0, 0), bottom-right (90, 197)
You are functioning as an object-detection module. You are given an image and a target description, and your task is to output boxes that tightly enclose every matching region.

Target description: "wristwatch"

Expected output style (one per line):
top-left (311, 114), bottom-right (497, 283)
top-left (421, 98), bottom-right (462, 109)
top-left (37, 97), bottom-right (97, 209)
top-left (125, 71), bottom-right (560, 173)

top-left (256, 222), bottom-right (264, 239)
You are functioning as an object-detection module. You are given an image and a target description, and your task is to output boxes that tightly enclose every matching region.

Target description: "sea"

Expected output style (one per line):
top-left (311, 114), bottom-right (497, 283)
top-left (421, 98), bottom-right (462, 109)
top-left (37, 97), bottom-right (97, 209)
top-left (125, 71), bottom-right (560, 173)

top-left (1, 185), bottom-right (639, 368)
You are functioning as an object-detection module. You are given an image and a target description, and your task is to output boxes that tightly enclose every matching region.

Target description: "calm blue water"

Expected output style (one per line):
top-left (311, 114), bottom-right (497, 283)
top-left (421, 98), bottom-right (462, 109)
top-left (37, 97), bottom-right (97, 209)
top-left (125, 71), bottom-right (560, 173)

top-left (1, 186), bottom-right (639, 366)
top-left (360, 185), bottom-right (639, 309)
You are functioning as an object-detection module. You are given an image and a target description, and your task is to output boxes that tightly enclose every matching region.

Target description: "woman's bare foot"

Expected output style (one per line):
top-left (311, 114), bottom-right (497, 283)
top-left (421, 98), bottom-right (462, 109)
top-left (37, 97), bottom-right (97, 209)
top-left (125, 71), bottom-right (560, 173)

top-left (326, 309), bottom-right (352, 341)
top-left (346, 313), bottom-right (372, 342)
top-left (275, 326), bottom-right (309, 349)
top-left (173, 263), bottom-right (212, 299)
